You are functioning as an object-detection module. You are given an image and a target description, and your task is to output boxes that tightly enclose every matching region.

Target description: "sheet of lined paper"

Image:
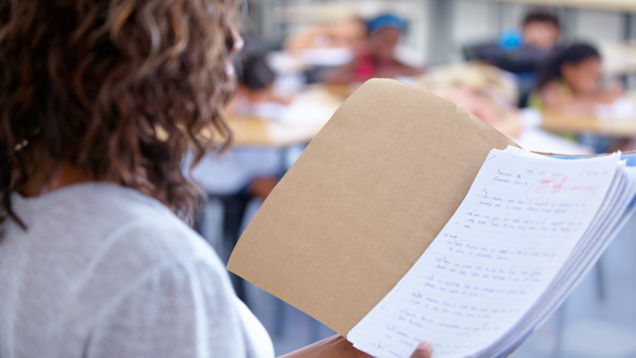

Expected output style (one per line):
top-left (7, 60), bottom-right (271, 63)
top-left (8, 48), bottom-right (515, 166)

top-left (347, 149), bottom-right (619, 358)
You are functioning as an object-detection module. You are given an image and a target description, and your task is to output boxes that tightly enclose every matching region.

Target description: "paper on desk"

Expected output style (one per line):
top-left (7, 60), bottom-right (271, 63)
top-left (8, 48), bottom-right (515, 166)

top-left (278, 97), bottom-right (337, 125)
top-left (595, 98), bottom-right (636, 120)
top-left (347, 150), bottom-right (619, 358)
top-left (227, 79), bottom-right (517, 336)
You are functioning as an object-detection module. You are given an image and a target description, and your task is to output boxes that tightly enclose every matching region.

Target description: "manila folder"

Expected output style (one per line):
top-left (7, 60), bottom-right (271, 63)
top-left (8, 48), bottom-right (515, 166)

top-left (227, 78), bottom-right (518, 336)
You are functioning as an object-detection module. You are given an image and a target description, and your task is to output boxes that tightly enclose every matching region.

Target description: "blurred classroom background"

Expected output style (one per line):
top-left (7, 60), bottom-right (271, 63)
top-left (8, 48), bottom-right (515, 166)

top-left (191, 1), bottom-right (636, 357)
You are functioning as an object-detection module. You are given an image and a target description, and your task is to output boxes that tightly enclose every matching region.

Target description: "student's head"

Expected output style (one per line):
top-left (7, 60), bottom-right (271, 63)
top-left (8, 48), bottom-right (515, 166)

top-left (237, 55), bottom-right (276, 91)
top-left (0, 0), bottom-right (242, 221)
top-left (235, 38), bottom-right (276, 91)
top-left (366, 13), bottom-right (407, 61)
top-left (522, 11), bottom-right (561, 50)
top-left (538, 44), bottom-right (602, 94)
top-left (332, 17), bottom-right (367, 49)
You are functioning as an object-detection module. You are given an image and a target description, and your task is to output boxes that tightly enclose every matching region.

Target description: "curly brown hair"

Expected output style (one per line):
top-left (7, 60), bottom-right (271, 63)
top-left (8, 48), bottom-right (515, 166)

top-left (0, 0), bottom-right (241, 226)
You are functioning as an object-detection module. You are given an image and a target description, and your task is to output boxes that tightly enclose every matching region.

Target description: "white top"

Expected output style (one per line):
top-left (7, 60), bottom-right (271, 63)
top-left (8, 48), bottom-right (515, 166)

top-left (0, 183), bottom-right (274, 358)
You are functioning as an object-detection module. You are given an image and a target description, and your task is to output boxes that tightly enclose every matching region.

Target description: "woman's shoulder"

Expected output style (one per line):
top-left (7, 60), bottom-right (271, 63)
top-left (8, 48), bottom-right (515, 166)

top-left (3, 183), bottom-right (230, 337)
top-left (82, 183), bottom-right (217, 267)
top-left (11, 182), bottom-right (221, 283)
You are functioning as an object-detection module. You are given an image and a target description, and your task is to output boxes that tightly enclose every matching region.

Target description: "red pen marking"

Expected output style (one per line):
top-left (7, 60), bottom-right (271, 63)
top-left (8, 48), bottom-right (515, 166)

top-left (551, 176), bottom-right (568, 194)
top-left (412, 292), bottom-right (432, 299)
top-left (526, 179), bottom-right (553, 201)
top-left (456, 329), bottom-right (477, 337)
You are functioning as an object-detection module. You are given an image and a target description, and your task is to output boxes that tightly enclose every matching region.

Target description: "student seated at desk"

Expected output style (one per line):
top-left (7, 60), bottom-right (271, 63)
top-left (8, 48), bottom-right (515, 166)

top-left (529, 43), bottom-right (623, 110)
top-left (225, 39), bottom-right (293, 118)
top-left (221, 41), bottom-right (289, 201)
top-left (417, 63), bottom-right (523, 138)
top-left (471, 10), bottom-right (564, 107)
top-left (530, 43), bottom-right (632, 153)
top-left (478, 10), bottom-right (564, 68)
top-left (322, 13), bottom-right (422, 85)
top-left (521, 10), bottom-right (562, 52)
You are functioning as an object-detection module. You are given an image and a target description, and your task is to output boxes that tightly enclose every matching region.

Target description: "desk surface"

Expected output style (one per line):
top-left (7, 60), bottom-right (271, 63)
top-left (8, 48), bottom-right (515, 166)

top-left (213, 86), bottom-right (345, 147)
top-left (219, 116), bottom-right (326, 147)
top-left (541, 111), bottom-right (636, 137)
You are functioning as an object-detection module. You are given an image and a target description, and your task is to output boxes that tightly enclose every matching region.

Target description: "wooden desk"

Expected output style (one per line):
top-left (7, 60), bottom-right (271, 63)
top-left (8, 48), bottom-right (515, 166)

top-left (540, 110), bottom-right (636, 137)
top-left (215, 85), bottom-right (344, 147)
top-left (158, 117), bottom-right (324, 147)
top-left (219, 116), bottom-right (326, 147)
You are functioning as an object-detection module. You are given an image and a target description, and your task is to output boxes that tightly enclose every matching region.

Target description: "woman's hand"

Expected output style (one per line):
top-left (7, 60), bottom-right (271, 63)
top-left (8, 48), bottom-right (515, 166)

top-left (279, 335), bottom-right (432, 358)
top-left (354, 342), bottom-right (432, 358)
top-left (410, 342), bottom-right (433, 358)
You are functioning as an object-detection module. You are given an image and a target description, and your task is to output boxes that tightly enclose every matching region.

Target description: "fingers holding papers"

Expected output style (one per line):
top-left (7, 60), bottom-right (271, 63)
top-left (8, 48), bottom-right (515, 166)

top-left (410, 342), bottom-right (432, 358)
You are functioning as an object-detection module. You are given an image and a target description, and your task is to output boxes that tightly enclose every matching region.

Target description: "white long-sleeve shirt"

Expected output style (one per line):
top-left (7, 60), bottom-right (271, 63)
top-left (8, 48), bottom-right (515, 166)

top-left (0, 183), bottom-right (274, 358)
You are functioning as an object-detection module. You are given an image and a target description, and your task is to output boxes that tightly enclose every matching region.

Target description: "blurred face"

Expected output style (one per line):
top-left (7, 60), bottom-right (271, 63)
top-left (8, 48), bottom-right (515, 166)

top-left (369, 26), bottom-right (400, 61)
top-left (561, 57), bottom-right (603, 95)
top-left (523, 21), bottom-right (560, 50)
top-left (334, 17), bottom-right (367, 48)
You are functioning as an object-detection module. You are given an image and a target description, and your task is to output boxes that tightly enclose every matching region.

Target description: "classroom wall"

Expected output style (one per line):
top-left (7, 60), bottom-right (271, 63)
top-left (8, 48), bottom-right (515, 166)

top-left (453, 1), bottom-right (495, 43)
top-left (250, 0), bottom-right (632, 65)
top-left (575, 9), bottom-right (624, 43)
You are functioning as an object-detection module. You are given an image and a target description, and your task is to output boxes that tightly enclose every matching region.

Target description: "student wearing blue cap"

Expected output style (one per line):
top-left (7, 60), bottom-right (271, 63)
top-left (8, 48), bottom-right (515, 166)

top-left (323, 13), bottom-right (422, 85)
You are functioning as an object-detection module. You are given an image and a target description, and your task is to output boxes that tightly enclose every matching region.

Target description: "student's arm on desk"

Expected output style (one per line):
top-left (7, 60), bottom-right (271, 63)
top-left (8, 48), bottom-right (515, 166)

top-left (278, 335), bottom-right (432, 358)
top-left (539, 81), bottom-right (623, 109)
top-left (322, 62), bottom-right (358, 85)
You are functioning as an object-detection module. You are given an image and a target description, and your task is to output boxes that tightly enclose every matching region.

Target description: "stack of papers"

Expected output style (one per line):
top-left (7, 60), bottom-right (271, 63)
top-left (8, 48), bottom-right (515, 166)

top-left (348, 146), bottom-right (636, 358)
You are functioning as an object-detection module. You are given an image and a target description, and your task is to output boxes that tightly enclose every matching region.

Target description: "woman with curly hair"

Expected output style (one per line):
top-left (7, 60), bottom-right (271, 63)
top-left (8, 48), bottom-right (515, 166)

top-left (0, 0), bottom-right (431, 357)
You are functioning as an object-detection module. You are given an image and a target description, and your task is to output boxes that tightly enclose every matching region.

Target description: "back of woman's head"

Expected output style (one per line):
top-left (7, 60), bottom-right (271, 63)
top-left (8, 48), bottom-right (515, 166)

top-left (537, 43), bottom-right (600, 89)
top-left (0, 0), bottom-right (240, 224)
